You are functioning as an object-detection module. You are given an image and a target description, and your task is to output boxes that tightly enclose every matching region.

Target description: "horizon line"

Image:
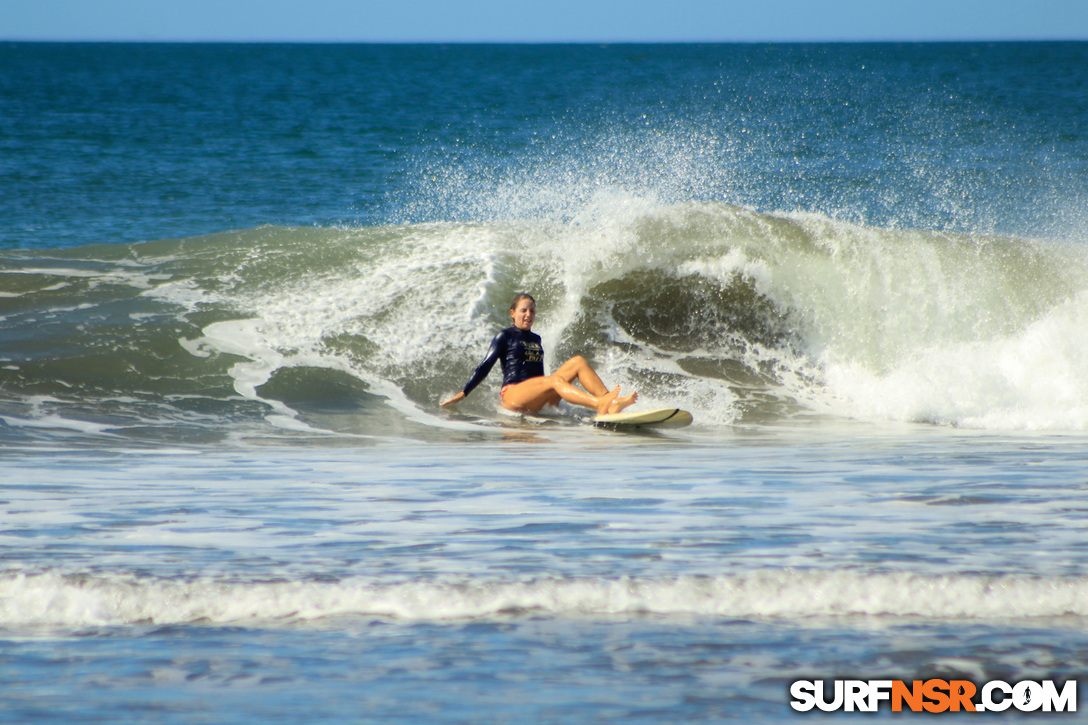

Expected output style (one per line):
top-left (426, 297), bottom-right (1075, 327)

top-left (3, 37), bottom-right (1087, 45)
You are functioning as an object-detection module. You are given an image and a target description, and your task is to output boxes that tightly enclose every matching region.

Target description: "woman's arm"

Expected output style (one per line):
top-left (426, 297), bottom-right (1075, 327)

top-left (440, 330), bottom-right (506, 406)
top-left (440, 391), bottom-right (466, 407)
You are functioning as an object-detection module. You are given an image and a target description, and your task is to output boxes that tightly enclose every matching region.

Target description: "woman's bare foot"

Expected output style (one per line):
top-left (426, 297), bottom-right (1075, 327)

top-left (607, 390), bottom-right (638, 414)
top-left (595, 386), bottom-right (620, 415)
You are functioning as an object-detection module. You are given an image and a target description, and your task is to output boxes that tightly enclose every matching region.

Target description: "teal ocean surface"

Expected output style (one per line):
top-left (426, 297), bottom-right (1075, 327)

top-left (2, 43), bottom-right (1088, 721)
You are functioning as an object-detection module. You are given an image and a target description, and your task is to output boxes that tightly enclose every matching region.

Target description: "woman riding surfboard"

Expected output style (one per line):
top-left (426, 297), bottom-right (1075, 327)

top-left (441, 293), bottom-right (638, 415)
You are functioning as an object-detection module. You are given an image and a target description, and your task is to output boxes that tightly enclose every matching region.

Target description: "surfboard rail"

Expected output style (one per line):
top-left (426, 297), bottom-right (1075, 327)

top-left (594, 407), bottom-right (693, 429)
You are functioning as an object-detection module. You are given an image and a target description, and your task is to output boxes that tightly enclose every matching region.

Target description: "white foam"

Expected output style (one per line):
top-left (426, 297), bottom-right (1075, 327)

top-left (180, 319), bottom-right (344, 434)
top-left (0, 414), bottom-right (118, 436)
top-left (3, 570), bottom-right (1086, 630)
top-left (821, 291), bottom-right (1088, 429)
top-left (0, 395), bottom-right (121, 437)
top-left (2, 267), bottom-right (105, 278)
top-left (140, 277), bottom-right (207, 310)
top-left (1, 266), bottom-right (167, 292)
top-left (660, 209), bottom-right (1088, 430)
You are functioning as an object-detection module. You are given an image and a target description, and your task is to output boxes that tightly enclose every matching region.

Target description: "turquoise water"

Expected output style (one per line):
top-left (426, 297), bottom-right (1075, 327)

top-left (2, 42), bottom-right (1088, 721)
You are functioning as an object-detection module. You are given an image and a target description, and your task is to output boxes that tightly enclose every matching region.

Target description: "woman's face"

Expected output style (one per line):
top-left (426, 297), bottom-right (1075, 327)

top-left (510, 298), bottom-right (536, 331)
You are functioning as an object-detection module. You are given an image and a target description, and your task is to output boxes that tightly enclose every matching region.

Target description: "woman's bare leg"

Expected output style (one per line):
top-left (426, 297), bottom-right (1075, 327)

top-left (502, 375), bottom-right (622, 415)
top-left (551, 355), bottom-right (609, 397)
top-left (553, 356), bottom-right (638, 413)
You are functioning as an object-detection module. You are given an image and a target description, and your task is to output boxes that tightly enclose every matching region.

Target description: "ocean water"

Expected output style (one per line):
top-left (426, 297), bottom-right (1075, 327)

top-left (2, 42), bottom-right (1088, 721)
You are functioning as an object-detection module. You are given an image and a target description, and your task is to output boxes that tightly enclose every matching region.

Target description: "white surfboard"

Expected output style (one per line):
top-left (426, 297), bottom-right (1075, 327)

top-left (594, 407), bottom-right (693, 429)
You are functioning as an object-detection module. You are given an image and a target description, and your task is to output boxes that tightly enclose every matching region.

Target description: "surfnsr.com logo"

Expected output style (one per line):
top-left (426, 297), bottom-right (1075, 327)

top-left (790, 679), bottom-right (1077, 713)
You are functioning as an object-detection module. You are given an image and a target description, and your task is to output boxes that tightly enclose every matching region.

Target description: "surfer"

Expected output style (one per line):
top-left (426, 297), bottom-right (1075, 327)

top-left (441, 293), bottom-right (638, 415)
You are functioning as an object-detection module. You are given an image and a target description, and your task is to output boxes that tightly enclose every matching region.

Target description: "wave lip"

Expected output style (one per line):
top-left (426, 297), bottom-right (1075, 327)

top-left (3, 570), bottom-right (1087, 630)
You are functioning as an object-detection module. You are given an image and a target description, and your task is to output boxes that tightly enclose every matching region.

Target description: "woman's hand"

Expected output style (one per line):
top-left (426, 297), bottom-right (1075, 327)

top-left (440, 392), bottom-right (466, 407)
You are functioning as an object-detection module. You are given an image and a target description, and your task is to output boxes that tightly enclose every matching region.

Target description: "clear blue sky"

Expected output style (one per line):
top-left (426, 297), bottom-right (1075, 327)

top-left (4, 0), bottom-right (1088, 43)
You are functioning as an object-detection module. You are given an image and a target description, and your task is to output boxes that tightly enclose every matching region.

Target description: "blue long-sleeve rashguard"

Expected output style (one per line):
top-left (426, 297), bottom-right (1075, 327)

top-left (461, 326), bottom-right (545, 397)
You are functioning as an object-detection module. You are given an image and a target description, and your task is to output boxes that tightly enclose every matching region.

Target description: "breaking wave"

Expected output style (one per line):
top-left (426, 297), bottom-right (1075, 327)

top-left (2, 200), bottom-right (1087, 441)
top-left (3, 569), bottom-right (1087, 630)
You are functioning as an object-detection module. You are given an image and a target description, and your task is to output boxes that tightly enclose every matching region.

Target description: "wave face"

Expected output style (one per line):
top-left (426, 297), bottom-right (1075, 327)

top-left (1, 203), bottom-right (1087, 441)
top-left (4, 569), bottom-right (1086, 630)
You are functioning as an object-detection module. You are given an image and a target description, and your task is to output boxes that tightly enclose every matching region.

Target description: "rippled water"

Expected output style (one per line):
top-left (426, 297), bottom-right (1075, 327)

top-left (3, 42), bottom-right (1088, 721)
